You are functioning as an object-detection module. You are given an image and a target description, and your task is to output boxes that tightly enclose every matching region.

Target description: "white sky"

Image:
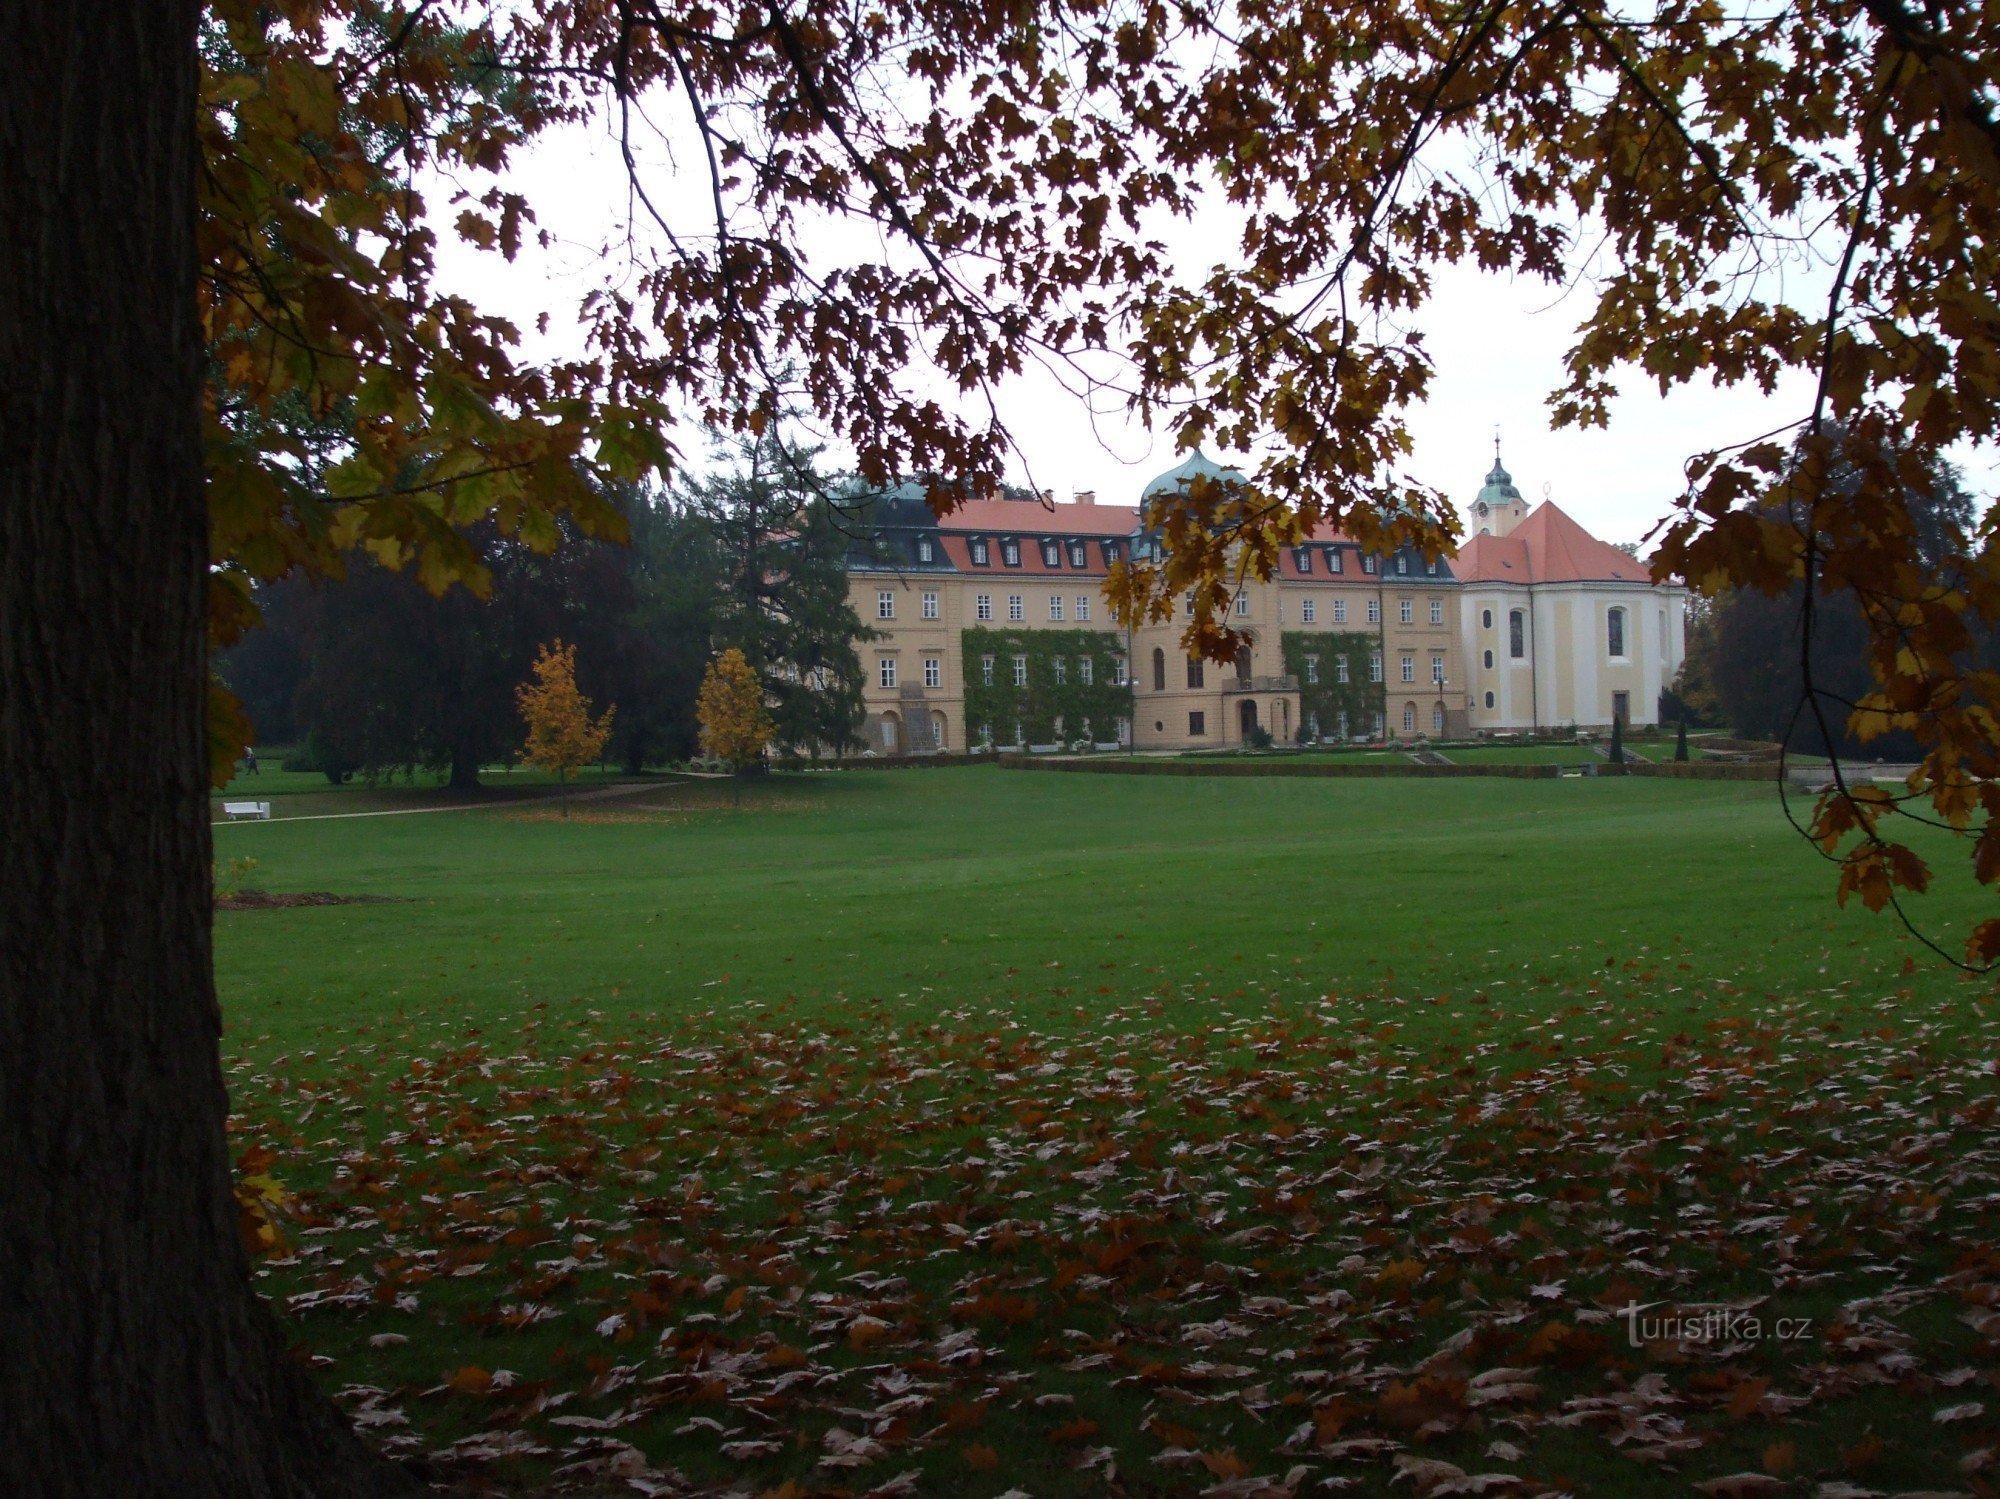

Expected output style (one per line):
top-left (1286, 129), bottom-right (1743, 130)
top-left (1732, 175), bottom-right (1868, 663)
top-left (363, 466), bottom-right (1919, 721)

top-left (431, 85), bottom-right (1984, 552)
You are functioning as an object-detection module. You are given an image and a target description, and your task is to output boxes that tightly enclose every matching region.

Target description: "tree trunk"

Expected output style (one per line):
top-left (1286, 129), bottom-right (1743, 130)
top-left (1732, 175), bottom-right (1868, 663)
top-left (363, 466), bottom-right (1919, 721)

top-left (448, 741), bottom-right (483, 791)
top-left (0, 10), bottom-right (411, 1497)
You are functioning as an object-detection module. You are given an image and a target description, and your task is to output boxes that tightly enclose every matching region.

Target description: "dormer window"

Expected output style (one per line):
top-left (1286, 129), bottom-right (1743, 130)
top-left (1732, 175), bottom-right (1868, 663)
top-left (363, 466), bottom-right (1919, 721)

top-left (1069, 542), bottom-right (1086, 568)
top-left (1294, 547), bottom-right (1313, 574)
top-left (1002, 539), bottom-right (1021, 566)
top-left (1103, 541), bottom-right (1121, 563)
top-left (917, 538), bottom-right (934, 563)
top-left (1362, 554), bottom-right (1379, 575)
top-left (970, 538), bottom-right (990, 566)
top-left (1396, 555), bottom-right (1409, 575)
top-left (1327, 547), bottom-right (1343, 573)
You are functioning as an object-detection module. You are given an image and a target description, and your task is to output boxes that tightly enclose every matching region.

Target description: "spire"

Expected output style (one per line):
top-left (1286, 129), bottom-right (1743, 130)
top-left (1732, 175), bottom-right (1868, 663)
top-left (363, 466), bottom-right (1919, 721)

top-left (1486, 425), bottom-right (1512, 487)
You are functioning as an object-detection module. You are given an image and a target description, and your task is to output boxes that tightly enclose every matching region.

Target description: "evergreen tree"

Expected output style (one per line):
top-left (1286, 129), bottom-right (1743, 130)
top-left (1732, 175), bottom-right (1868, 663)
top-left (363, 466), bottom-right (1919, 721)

top-left (687, 436), bottom-right (873, 759)
top-left (1675, 717), bottom-right (1690, 762)
top-left (1609, 714), bottom-right (1625, 765)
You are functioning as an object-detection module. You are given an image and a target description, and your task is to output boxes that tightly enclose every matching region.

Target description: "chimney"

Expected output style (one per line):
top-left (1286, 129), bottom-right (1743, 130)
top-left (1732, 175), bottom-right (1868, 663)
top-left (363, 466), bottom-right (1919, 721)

top-left (1072, 489), bottom-right (1095, 507)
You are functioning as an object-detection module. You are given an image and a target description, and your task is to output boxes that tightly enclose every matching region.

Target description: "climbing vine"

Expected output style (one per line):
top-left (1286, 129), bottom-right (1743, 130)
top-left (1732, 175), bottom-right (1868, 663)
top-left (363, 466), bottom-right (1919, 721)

top-left (1281, 631), bottom-right (1382, 742)
top-left (962, 628), bottom-right (1131, 745)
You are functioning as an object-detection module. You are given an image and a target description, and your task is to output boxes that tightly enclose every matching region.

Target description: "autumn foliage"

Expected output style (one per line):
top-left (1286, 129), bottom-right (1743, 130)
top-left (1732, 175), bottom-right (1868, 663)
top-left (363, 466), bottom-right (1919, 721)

top-left (697, 647), bottom-right (773, 775)
top-left (515, 640), bottom-right (614, 808)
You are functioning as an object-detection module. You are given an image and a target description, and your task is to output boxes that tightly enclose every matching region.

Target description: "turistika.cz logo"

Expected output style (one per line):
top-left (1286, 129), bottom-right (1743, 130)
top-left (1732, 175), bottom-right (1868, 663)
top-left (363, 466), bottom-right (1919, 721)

top-left (1619, 1301), bottom-right (1814, 1348)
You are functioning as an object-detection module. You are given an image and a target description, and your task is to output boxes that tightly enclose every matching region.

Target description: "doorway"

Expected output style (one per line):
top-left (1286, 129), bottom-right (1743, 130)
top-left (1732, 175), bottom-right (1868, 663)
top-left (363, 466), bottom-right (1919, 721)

top-left (1238, 699), bottom-right (1258, 740)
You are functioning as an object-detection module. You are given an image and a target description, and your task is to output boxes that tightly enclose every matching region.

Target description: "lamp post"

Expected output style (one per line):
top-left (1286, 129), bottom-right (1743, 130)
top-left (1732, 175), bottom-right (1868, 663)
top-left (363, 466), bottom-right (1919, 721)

top-left (1435, 675), bottom-right (1448, 739)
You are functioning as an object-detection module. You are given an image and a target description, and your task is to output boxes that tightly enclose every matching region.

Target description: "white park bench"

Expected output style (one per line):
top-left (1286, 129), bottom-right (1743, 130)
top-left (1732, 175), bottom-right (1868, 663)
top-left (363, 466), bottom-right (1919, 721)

top-left (222, 801), bottom-right (272, 821)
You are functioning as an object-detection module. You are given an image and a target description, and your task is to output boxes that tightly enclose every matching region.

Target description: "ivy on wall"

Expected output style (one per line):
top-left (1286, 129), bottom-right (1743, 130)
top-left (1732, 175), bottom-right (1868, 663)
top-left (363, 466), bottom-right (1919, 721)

top-left (961, 627), bottom-right (1132, 744)
top-left (1281, 630), bottom-right (1382, 741)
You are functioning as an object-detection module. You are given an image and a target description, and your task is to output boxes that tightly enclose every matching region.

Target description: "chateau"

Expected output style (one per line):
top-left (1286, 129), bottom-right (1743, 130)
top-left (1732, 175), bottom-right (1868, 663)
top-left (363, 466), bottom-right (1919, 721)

top-left (845, 452), bottom-right (1686, 753)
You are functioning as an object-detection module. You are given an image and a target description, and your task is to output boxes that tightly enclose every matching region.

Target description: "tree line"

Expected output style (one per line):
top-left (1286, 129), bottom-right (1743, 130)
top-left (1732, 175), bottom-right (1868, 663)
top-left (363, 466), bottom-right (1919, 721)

top-left (218, 439), bottom-right (875, 784)
top-left (1664, 432), bottom-right (1978, 762)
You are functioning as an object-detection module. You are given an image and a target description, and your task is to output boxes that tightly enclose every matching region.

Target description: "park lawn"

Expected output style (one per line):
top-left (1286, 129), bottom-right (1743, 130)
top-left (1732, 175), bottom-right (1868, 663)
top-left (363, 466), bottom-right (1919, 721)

top-left (211, 759), bottom-right (655, 821)
top-left (1438, 744), bottom-right (1650, 767)
top-left (215, 769), bottom-right (2000, 1497)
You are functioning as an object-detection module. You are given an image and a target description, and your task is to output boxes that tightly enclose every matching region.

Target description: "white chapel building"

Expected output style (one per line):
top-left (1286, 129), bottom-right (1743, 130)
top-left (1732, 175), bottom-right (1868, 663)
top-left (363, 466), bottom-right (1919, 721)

top-left (1455, 454), bottom-right (1687, 733)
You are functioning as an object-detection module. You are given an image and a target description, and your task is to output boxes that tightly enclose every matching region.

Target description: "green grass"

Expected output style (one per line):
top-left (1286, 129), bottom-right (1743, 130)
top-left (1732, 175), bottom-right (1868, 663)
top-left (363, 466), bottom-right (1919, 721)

top-left (1432, 743), bottom-right (1616, 766)
top-left (215, 769), bottom-right (2000, 1496)
top-left (211, 759), bottom-right (653, 821)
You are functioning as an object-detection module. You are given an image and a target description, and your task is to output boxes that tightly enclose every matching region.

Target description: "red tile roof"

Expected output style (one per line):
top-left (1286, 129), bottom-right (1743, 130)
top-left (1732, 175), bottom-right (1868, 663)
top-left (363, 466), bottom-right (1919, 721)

top-left (1453, 503), bottom-right (1653, 585)
top-left (935, 498), bottom-right (1140, 538)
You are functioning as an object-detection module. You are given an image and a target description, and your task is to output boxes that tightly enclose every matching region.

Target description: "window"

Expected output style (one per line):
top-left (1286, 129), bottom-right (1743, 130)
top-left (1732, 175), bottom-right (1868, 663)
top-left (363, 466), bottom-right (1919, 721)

top-left (924, 656), bottom-right (942, 688)
top-left (878, 590), bottom-right (895, 620)
top-left (1509, 610), bottom-right (1526, 659)
top-left (971, 539), bottom-right (990, 565)
top-left (1336, 655), bottom-right (1350, 684)
top-left (1042, 540), bottom-right (1061, 567)
top-left (1079, 656), bottom-right (1094, 685)
top-left (1295, 547), bottom-right (1313, 574)
top-left (1431, 654), bottom-right (1444, 685)
top-left (1369, 652), bottom-right (1383, 683)
top-left (1186, 657), bottom-right (1204, 689)
top-left (1482, 608), bottom-right (1493, 630)
top-left (1484, 690), bottom-right (1495, 709)
top-left (1401, 704), bottom-right (1415, 732)
top-left (1002, 539), bottom-right (1021, 566)
top-left (1189, 711), bottom-right (1206, 736)
top-left (1337, 710), bottom-right (1349, 738)
top-left (1304, 655), bottom-right (1320, 684)
top-left (1328, 548), bottom-right (1344, 574)
top-left (1399, 599), bottom-right (1413, 625)
top-left (1053, 656), bottom-right (1067, 684)
top-left (1076, 596), bottom-right (1090, 621)
top-left (1151, 648), bottom-right (1166, 691)
top-left (1306, 712), bottom-right (1318, 738)
top-left (1433, 703), bottom-right (1445, 733)
top-left (1012, 655), bottom-right (1028, 686)
top-left (1430, 599), bottom-right (1443, 625)
top-left (1069, 542), bottom-right (1086, 568)
top-left (1608, 606), bottom-right (1627, 658)
top-left (1008, 594), bottom-right (1024, 621)
top-left (1396, 555), bottom-right (1409, 575)
top-left (1372, 710), bottom-right (1384, 737)
top-left (922, 591), bottom-right (938, 620)
top-left (1112, 657), bottom-right (1127, 685)
top-left (976, 593), bottom-right (993, 621)
top-left (1235, 591), bottom-right (1250, 617)
top-left (1333, 599), bottom-right (1347, 624)
top-left (1400, 654), bottom-right (1415, 683)
top-left (1049, 594), bottom-right (1064, 621)
top-left (981, 655), bottom-right (995, 685)
top-left (1367, 598), bottom-right (1381, 624)
top-left (879, 657), bottom-right (898, 688)
top-left (1302, 598), bottom-right (1317, 623)
top-left (1362, 554), bottom-right (1379, 575)
top-left (918, 538), bottom-right (934, 563)
top-left (1483, 649), bottom-right (1494, 670)
top-left (1104, 541), bottom-right (1121, 563)
top-left (1184, 591), bottom-right (1196, 617)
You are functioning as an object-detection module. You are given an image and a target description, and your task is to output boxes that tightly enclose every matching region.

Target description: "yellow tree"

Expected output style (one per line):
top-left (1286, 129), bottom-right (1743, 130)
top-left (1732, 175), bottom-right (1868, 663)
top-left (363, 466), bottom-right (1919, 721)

top-left (698, 647), bottom-right (775, 802)
top-left (515, 640), bottom-right (615, 815)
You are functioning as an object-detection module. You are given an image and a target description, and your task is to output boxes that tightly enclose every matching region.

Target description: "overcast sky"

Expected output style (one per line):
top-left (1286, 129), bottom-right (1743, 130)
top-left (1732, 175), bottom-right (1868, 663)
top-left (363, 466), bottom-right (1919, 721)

top-left (434, 91), bottom-right (1982, 552)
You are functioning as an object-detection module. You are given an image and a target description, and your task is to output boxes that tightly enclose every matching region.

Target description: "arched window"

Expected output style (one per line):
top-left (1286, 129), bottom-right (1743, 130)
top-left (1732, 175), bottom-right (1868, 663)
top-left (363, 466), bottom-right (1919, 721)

top-left (1509, 610), bottom-right (1526, 659)
top-left (1151, 647), bottom-right (1166, 691)
top-left (1607, 607), bottom-right (1627, 658)
top-left (1484, 690), bottom-right (1496, 709)
top-left (1402, 703), bottom-right (1416, 733)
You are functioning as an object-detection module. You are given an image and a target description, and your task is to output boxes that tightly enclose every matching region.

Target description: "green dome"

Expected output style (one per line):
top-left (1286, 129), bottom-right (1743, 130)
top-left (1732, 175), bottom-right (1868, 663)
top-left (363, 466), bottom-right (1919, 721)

top-left (1475, 455), bottom-right (1523, 510)
top-left (1140, 449), bottom-right (1247, 506)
